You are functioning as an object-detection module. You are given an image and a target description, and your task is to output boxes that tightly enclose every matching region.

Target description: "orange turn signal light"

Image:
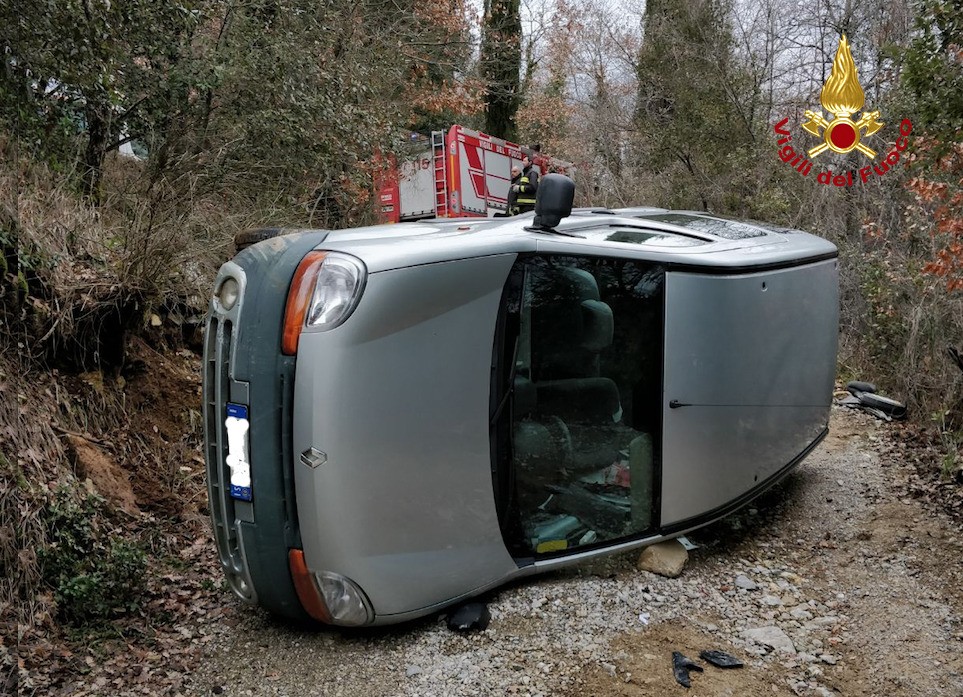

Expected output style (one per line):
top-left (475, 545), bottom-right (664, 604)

top-left (281, 251), bottom-right (328, 355)
top-left (288, 548), bottom-right (332, 623)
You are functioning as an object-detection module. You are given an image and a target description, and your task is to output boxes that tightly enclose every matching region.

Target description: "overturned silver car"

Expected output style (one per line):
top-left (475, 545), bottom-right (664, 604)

top-left (203, 176), bottom-right (839, 626)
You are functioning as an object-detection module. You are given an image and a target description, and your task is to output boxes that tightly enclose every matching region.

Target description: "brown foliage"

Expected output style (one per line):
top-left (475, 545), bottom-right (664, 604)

top-left (908, 136), bottom-right (963, 291)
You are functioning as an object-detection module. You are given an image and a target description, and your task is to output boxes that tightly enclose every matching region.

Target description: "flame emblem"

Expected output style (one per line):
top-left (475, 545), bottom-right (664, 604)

top-left (802, 36), bottom-right (883, 159)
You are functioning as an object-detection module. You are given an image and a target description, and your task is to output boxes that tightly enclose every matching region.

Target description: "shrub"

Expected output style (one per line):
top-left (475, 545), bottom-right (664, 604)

top-left (38, 491), bottom-right (147, 624)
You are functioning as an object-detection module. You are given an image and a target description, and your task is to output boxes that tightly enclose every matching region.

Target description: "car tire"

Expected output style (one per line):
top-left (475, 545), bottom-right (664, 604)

top-left (234, 227), bottom-right (293, 253)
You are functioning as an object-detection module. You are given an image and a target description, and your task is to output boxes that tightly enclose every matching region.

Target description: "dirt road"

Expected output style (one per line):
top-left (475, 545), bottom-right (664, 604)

top-left (187, 408), bottom-right (963, 696)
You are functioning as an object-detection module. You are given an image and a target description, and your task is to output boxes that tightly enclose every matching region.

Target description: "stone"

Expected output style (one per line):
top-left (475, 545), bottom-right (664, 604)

top-left (741, 626), bottom-right (797, 655)
top-left (735, 574), bottom-right (758, 590)
top-left (790, 608), bottom-right (814, 621)
top-left (806, 616), bottom-right (839, 628)
top-left (761, 595), bottom-right (784, 606)
top-left (819, 654), bottom-right (838, 665)
top-left (637, 540), bottom-right (688, 578)
top-left (405, 665), bottom-right (422, 677)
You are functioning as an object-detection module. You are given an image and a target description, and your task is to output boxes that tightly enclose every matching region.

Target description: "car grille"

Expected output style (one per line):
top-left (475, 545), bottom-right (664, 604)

top-left (204, 306), bottom-right (256, 603)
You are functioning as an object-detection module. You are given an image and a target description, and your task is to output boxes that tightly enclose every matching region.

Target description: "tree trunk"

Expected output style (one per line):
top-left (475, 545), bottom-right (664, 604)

top-left (481, 0), bottom-right (521, 140)
top-left (82, 106), bottom-right (108, 204)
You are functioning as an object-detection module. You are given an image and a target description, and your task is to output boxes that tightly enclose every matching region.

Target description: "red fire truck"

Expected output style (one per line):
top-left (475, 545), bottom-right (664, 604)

top-left (377, 125), bottom-right (570, 223)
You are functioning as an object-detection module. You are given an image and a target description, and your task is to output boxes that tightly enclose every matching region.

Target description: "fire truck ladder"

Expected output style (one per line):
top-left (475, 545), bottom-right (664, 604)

top-left (430, 130), bottom-right (448, 217)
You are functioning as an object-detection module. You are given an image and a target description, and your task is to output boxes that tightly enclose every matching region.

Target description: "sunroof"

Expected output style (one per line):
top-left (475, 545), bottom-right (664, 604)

top-left (604, 228), bottom-right (705, 247)
top-left (638, 213), bottom-right (767, 240)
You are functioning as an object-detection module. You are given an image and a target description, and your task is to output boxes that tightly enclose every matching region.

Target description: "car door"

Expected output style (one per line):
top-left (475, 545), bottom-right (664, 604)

top-left (494, 254), bottom-right (665, 559)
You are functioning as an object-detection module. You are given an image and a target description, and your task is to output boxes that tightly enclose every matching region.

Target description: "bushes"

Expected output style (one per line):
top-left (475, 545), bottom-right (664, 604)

top-left (6, 152), bottom-right (233, 371)
top-left (39, 491), bottom-right (147, 625)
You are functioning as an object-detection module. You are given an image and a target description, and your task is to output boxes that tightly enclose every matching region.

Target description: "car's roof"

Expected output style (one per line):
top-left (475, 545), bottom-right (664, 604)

top-left (318, 209), bottom-right (836, 273)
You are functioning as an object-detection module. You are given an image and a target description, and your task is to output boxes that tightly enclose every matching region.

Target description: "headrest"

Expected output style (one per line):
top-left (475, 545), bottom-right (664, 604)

top-left (562, 268), bottom-right (600, 301)
top-left (530, 266), bottom-right (614, 379)
top-left (579, 299), bottom-right (614, 352)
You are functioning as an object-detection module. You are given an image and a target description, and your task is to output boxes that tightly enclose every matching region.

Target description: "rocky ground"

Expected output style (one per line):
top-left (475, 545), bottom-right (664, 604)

top-left (171, 407), bottom-right (963, 697)
top-left (21, 402), bottom-right (963, 697)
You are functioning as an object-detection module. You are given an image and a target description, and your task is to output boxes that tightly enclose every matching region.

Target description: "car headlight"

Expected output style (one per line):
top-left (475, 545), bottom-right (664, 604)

top-left (282, 251), bottom-right (366, 355)
top-left (316, 571), bottom-right (374, 626)
top-left (306, 254), bottom-right (365, 328)
top-left (288, 552), bottom-right (374, 625)
top-left (217, 277), bottom-right (240, 311)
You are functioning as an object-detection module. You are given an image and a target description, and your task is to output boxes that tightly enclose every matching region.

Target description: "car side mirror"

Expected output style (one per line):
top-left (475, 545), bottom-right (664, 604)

top-left (531, 174), bottom-right (575, 230)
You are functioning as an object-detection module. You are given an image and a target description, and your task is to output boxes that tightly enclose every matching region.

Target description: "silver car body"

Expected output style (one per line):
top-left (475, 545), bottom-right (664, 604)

top-left (204, 208), bottom-right (839, 625)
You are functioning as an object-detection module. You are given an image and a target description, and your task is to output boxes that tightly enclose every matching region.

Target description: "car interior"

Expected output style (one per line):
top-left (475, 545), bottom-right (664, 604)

top-left (504, 257), bottom-right (664, 557)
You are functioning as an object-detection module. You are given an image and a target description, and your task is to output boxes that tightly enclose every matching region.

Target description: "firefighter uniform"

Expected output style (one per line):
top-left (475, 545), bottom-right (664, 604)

top-left (506, 169), bottom-right (521, 216)
top-left (513, 164), bottom-right (539, 214)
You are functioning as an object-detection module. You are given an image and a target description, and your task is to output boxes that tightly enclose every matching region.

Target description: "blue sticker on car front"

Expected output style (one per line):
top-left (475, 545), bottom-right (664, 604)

top-left (225, 403), bottom-right (252, 501)
top-left (227, 403), bottom-right (248, 419)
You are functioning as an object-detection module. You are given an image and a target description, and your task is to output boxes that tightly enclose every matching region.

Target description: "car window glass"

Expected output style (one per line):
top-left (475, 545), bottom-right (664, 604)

top-left (510, 256), bottom-right (664, 556)
top-left (605, 228), bottom-right (705, 247)
top-left (638, 213), bottom-right (767, 240)
top-left (571, 226), bottom-right (708, 247)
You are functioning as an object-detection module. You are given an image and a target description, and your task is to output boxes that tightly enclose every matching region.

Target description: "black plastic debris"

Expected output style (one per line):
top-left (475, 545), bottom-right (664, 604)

top-left (446, 602), bottom-right (491, 632)
top-left (836, 380), bottom-right (907, 421)
top-left (846, 380), bottom-right (876, 394)
top-left (699, 649), bottom-right (744, 669)
top-left (672, 651), bottom-right (703, 688)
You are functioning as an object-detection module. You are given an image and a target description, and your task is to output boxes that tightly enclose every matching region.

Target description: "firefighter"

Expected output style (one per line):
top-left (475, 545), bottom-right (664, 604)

top-left (504, 165), bottom-right (522, 216)
top-left (512, 155), bottom-right (539, 214)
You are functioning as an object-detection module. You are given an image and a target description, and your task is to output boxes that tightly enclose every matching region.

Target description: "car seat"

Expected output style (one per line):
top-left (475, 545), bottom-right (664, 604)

top-left (511, 375), bottom-right (573, 510)
top-left (528, 266), bottom-right (626, 473)
top-left (530, 267), bottom-right (614, 381)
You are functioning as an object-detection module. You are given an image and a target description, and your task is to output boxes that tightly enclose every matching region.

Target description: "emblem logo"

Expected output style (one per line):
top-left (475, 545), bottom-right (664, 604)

top-left (801, 35), bottom-right (883, 159)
